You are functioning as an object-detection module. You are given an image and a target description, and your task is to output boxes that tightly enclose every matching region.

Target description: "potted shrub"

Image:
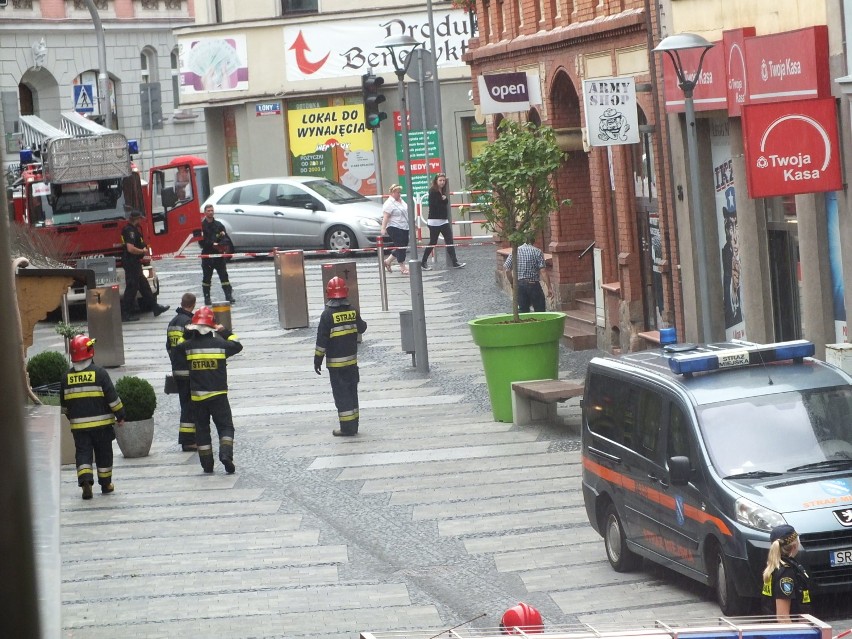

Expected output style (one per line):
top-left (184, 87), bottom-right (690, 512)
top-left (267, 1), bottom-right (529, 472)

top-left (465, 119), bottom-right (569, 422)
top-left (114, 375), bottom-right (157, 458)
top-left (27, 350), bottom-right (68, 392)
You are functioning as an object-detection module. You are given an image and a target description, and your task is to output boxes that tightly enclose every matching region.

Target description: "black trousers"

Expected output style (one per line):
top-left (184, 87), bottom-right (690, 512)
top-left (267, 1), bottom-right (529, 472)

top-left (329, 366), bottom-right (360, 434)
top-left (518, 281), bottom-right (546, 313)
top-left (72, 426), bottom-right (115, 487)
top-left (421, 223), bottom-right (459, 265)
top-left (201, 257), bottom-right (231, 301)
top-left (386, 226), bottom-right (409, 264)
top-left (175, 376), bottom-right (195, 445)
top-left (193, 394), bottom-right (235, 470)
top-left (122, 260), bottom-right (155, 314)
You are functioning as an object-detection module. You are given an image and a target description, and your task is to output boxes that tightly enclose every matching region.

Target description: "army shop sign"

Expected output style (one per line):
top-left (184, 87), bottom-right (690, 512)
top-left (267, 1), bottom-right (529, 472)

top-left (742, 98), bottom-right (841, 198)
top-left (582, 77), bottom-right (639, 147)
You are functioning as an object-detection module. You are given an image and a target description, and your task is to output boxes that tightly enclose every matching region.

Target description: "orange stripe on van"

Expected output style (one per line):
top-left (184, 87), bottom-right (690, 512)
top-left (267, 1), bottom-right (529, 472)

top-left (583, 455), bottom-right (732, 537)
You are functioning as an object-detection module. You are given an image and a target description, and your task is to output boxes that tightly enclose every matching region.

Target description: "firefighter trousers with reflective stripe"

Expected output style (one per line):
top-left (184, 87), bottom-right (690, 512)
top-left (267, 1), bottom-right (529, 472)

top-left (193, 394), bottom-right (235, 471)
top-left (176, 376), bottom-right (196, 446)
top-left (73, 426), bottom-right (115, 487)
top-left (329, 366), bottom-right (360, 435)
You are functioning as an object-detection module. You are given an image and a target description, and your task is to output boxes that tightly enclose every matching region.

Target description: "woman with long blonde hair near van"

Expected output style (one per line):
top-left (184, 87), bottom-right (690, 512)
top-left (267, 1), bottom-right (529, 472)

top-left (761, 524), bottom-right (812, 620)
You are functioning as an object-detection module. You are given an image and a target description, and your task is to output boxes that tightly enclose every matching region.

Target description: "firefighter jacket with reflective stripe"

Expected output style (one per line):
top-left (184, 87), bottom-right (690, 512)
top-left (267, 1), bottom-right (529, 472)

top-left (166, 307), bottom-right (193, 376)
top-left (175, 329), bottom-right (243, 401)
top-left (60, 363), bottom-right (125, 430)
top-left (314, 300), bottom-right (367, 370)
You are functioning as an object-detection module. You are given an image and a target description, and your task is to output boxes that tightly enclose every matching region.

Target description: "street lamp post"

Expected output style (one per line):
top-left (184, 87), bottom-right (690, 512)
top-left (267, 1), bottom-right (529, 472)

top-left (654, 33), bottom-right (715, 342)
top-left (380, 34), bottom-right (430, 374)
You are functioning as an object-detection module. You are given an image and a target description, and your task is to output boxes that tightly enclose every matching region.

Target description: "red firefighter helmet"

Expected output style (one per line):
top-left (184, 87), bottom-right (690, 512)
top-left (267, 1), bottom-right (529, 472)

top-left (69, 335), bottom-right (96, 363)
top-left (500, 603), bottom-right (543, 635)
top-left (191, 306), bottom-right (217, 328)
top-left (326, 276), bottom-right (348, 299)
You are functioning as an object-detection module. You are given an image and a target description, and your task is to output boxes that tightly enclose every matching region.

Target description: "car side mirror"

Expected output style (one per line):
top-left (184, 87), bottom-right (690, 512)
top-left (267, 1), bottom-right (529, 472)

top-left (304, 202), bottom-right (323, 211)
top-left (161, 187), bottom-right (178, 209)
top-left (669, 456), bottom-right (691, 485)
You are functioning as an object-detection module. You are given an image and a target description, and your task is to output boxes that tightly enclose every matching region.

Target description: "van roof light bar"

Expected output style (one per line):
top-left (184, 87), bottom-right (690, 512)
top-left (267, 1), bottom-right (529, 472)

top-left (667, 340), bottom-right (815, 376)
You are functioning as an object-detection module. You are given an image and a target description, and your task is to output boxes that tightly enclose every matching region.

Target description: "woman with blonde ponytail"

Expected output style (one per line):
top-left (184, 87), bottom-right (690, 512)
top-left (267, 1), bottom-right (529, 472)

top-left (761, 524), bottom-right (812, 620)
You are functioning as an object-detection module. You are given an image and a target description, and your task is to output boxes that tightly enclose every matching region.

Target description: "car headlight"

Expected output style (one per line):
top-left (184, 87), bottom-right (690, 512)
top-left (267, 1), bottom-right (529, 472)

top-left (735, 497), bottom-right (786, 532)
top-left (359, 218), bottom-right (381, 231)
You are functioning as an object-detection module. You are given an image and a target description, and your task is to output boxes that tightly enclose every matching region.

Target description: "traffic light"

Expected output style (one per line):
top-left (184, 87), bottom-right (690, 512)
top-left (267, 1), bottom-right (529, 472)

top-left (361, 73), bottom-right (387, 130)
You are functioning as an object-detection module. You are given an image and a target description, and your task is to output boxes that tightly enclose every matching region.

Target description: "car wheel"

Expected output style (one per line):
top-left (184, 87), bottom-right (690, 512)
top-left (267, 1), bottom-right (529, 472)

top-left (325, 225), bottom-right (357, 251)
top-left (603, 503), bottom-right (640, 572)
top-left (713, 548), bottom-right (751, 615)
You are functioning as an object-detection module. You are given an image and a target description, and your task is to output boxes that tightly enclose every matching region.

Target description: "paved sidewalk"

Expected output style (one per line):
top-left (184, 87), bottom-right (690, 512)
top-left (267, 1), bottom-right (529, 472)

top-left (36, 250), bottom-right (852, 638)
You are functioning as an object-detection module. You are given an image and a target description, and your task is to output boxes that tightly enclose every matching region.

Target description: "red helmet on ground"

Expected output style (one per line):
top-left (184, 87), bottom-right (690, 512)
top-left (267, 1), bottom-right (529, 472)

top-left (191, 306), bottom-right (217, 328)
top-left (326, 276), bottom-right (348, 299)
top-left (70, 335), bottom-right (96, 363)
top-left (500, 603), bottom-right (543, 635)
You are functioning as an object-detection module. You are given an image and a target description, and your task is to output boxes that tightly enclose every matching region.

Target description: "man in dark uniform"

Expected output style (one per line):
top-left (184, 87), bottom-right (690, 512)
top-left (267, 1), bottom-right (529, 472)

top-left (174, 306), bottom-right (243, 473)
top-left (60, 335), bottom-right (125, 500)
top-left (121, 210), bottom-right (169, 321)
top-left (166, 292), bottom-right (197, 451)
top-left (200, 204), bottom-right (235, 306)
top-left (503, 238), bottom-right (554, 313)
top-left (314, 277), bottom-right (367, 437)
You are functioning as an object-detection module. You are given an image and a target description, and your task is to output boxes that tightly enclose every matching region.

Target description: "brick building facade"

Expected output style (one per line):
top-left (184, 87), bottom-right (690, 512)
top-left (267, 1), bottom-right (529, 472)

top-left (465, 0), bottom-right (683, 352)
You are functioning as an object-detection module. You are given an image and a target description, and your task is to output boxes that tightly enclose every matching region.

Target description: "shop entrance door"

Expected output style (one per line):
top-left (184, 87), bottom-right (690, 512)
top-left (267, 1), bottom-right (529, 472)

top-left (767, 227), bottom-right (801, 341)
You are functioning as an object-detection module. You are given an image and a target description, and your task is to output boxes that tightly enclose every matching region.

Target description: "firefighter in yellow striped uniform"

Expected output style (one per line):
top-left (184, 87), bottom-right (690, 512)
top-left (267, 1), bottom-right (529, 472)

top-left (60, 335), bottom-right (125, 500)
top-left (174, 306), bottom-right (243, 473)
top-left (314, 277), bottom-right (367, 436)
top-left (166, 292), bottom-right (197, 451)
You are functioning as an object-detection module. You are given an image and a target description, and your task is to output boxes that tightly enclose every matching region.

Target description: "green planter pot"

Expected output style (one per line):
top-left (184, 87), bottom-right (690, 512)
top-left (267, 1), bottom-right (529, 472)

top-left (469, 312), bottom-right (567, 422)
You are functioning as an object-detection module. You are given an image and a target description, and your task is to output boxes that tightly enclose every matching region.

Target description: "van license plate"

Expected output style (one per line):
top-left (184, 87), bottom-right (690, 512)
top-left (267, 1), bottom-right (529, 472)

top-left (830, 550), bottom-right (852, 566)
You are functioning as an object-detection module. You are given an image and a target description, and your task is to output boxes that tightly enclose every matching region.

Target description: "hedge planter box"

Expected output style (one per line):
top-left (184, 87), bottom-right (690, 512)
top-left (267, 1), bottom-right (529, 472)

top-left (115, 418), bottom-right (155, 458)
top-left (469, 312), bottom-right (566, 422)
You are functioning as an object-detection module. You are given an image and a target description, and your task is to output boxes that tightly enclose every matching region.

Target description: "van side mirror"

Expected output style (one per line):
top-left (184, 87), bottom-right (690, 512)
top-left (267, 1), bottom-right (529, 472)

top-left (669, 456), bottom-right (691, 485)
top-left (161, 187), bottom-right (178, 209)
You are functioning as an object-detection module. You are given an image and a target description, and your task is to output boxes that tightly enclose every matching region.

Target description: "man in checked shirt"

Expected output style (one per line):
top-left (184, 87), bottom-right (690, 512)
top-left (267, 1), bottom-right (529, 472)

top-left (504, 238), bottom-right (554, 313)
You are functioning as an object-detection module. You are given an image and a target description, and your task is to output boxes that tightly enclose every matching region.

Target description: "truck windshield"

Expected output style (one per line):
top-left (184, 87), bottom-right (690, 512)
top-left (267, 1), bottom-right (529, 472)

top-left (28, 174), bottom-right (145, 227)
top-left (698, 386), bottom-right (852, 477)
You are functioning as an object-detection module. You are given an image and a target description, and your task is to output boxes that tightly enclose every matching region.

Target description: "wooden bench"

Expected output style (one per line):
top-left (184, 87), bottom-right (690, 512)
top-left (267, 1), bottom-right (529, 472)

top-left (511, 379), bottom-right (584, 426)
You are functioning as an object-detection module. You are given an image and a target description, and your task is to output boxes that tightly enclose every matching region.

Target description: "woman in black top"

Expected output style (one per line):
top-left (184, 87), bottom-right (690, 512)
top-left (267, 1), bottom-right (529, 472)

top-left (761, 524), bottom-right (812, 620)
top-left (420, 174), bottom-right (465, 270)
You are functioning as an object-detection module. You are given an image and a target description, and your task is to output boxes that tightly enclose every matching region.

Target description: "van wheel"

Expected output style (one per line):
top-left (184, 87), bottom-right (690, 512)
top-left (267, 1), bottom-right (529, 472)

top-left (604, 504), bottom-right (639, 572)
top-left (713, 550), bottom-right (751, 615)
top-left (325, 226), bottom-right (357, 252)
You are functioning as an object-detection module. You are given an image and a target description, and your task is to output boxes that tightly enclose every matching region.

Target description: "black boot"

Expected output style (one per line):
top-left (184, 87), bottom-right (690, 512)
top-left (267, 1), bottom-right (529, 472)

top-left (223, 285), bottom-right (235, 304)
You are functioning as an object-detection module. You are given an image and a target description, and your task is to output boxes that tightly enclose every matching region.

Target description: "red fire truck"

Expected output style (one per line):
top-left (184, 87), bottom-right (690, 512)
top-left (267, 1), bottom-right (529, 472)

top-left (9, 112), bottom-right (208, 302)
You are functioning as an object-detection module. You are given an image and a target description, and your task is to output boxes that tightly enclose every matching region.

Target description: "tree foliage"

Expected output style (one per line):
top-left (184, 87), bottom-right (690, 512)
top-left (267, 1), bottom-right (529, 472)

top-left (465, 119), bottom-right (567, 320)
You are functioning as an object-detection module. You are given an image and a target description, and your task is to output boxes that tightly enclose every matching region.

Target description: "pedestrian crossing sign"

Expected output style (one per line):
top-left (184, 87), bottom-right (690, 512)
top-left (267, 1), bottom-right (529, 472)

top-left (73, 84), bottom-right (95, 113)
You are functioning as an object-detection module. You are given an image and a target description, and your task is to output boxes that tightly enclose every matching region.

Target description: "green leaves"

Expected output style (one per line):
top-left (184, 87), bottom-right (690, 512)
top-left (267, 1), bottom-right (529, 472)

top-left (465, 120), bottom-right (565, 246)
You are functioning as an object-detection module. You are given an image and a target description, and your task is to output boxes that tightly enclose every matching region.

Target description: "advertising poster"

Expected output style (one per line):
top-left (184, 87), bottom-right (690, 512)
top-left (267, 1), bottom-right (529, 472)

top-left (826, 191), bottom-right (847, 342)
top-left (710, 117), bottom-right (746, 340)
top-left (283, 10), bottom-right (471, 81)
top-left (180, 35), bottom-right (249, 94)
top-left (393, 111), bottom-right (442, 198)
top-left (287, 104), bottom-right (377, 196)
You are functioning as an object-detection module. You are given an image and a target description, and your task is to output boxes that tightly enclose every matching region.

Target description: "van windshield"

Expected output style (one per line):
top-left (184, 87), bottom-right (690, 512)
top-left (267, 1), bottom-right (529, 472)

top-left (698, 386), bottom-right (852, 477)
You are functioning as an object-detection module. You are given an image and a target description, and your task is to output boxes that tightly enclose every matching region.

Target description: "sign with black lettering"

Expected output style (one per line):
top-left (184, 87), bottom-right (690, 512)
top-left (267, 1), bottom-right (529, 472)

top-left (582, 76), bottom-right (640, 147)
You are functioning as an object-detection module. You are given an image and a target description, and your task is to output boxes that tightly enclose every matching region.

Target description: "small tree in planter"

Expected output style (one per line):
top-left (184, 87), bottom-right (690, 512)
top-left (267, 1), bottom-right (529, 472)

top-left (114, 375), bottom-right (157, 457)
top-left (465, 119), bottom-right (570, 422)
top-left (465, 119), bottom-right (568, 321)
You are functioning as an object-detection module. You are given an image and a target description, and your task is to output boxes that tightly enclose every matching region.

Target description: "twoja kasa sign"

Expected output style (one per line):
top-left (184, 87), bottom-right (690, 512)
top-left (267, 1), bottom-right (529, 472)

top-left (742, 97), bottom-right (841, 198)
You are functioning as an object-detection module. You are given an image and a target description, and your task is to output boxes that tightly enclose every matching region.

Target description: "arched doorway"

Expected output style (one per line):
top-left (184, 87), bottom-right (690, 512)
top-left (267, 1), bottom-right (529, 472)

top-left (18, 67), bottom-right (62, 125)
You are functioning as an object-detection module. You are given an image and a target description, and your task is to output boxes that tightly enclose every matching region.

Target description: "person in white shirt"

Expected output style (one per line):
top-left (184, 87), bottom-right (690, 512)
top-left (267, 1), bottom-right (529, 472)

top-left (381, 184), bottom-right (410, 275)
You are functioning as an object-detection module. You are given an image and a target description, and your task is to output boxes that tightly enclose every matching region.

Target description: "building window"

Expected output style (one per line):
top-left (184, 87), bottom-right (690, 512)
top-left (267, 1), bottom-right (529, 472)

top-left (141, 0), bottom-right (159, 9)
top-left (282, 0), bottom-right (318, 13)
top-left (73, 0), bottom-right (106, 8)
top-left (170, 49), bottom-right (180, 109)
top-left (212, 0), bottom-right (222, 23)
top-left (140, 47), bottom-right (159, 83)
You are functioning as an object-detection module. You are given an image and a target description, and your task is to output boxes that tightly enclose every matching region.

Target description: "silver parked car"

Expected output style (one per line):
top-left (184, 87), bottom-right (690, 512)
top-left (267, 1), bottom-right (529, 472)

top-left (201, 177), bottom-right (385, 251)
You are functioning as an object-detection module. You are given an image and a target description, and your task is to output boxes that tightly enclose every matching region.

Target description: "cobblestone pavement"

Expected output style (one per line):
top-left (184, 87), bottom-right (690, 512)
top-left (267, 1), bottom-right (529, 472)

top-left (36, 245), bottom-right (852, 638)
